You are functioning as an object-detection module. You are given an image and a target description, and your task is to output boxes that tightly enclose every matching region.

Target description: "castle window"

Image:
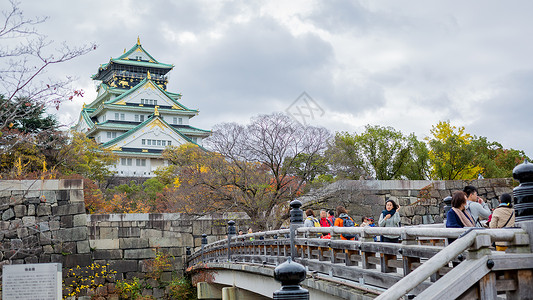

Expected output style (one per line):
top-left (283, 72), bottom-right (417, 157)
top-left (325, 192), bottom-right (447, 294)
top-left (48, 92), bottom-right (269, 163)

top-left (120, 113), bottom-right (125, 121)
top-left (142, 139), bottom-right (145, 145)
top-left (147, 140), bottom-right (151, 145)
top-left (192, 137), bottom-right (197, 143)
top-left (168, 141), bottom-right (172, 146)
top-left (162, 141), bottom-right (166, 146)
top-left (173, 117), bottom-right (177, 124)
top-left (135, 115), bottom-right (139, 122)
top-left (140, 115), bottom-right (144, 122)
top-left (115, 113), bottom-right (119, 120)
top-left (179, 118), bottom-right (183, 125)
top-left (136, 159), bottom-right (146, 166)
top-left (157, 140), bottom-right (161, 146)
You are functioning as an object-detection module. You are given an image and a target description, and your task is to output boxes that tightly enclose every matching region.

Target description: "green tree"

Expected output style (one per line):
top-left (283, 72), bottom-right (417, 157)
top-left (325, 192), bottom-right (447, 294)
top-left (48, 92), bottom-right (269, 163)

top-left (426, 121), bottom-right (481, 180)
top-left (328, 125), bottom-right (427, 180)
top-left (58, 131), bottom-right (118, 182)
top-left (470, 137), bottom-right (529, 178)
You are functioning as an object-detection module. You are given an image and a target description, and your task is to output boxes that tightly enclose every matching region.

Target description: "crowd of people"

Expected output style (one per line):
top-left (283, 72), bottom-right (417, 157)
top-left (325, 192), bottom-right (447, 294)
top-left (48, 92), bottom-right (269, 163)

top-left (445, 185), bottom-right (515, 251)
top-left (303, 200), bottom-right (402, 242)
top-left (235, 185), bottom-right (513, 251)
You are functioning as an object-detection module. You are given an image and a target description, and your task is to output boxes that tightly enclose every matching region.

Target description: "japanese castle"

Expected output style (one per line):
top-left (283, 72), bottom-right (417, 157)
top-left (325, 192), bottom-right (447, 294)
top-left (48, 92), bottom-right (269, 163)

top-left (73, 38), bottom-right (210, 177)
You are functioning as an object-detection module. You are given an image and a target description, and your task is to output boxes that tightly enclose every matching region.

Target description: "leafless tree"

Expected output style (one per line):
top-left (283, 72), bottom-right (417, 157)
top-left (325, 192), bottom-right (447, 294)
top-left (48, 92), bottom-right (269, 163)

top-left (204, 112), bottom-right (332, 229)
top-left (0, 0), bottom-right (96, 154)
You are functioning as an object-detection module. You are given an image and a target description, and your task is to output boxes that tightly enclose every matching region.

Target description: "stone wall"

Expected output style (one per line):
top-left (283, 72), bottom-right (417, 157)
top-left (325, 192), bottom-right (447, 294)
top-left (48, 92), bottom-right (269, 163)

top-left (0, 179), bottom-right (251, 299)
top-left (87, 212), bottom-right (249, 279)
top-left (0, 179), bottom-right (89, 267)
top-left (298, 178), bottom-right (514, 226)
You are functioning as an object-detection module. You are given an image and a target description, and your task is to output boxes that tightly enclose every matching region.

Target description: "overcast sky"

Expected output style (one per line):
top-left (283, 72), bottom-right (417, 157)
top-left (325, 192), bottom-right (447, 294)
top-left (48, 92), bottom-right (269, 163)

top-left (10, 0), bottom-right (533, 156)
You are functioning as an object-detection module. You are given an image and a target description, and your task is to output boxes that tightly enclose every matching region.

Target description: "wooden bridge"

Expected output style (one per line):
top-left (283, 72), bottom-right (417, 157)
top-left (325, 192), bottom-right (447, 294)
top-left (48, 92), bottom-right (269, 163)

top-left (186, 221), bottom-right (533, 300)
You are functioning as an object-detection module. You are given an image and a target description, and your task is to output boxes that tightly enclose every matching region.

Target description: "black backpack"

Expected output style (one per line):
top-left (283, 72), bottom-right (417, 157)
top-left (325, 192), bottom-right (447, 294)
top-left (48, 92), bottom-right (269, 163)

top-left (341, 216), bottom-right (357, 240)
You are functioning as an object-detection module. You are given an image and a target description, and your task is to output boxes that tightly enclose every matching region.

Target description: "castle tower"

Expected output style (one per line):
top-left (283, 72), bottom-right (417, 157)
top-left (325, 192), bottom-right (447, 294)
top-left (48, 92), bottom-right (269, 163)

top-left (73, 39), bottom-right (211, 177)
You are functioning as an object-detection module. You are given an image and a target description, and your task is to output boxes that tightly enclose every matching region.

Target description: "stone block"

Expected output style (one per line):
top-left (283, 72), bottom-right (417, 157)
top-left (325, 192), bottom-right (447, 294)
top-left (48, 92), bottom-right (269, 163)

top-left (428, 205), bottom-right (440, 215)
top-left (69, 203), bottom-right (85, 215)
top-left (162, 231), bottom-right (181, 238)
top-left (120, 238), bottom-right (149, 249)
top-left (100, 227), bottom-right (118, 239)
top-left (2, 208), bottom-right (15, 221)
top-left (402, 206), bottom-right (415, 217)
top-left (414, 206), bottom-right (427, 215)
top-left (24, 256), bottom-right (39, 264)
top-left (412, 215), bottom-right (423, 225)
top-left (70, 189), bottom-right (84, 202)
top-left (61, 215), bottom-right (73, 228)
top-left (39, 232), bottom-right (52, 245)
top-left (92, 249), bottom-right (123, 260)
top-left (89, 239), bottom-right (119, 250)
top-left (148, 237), bottom-right (179, 248)
top-left (22, 216), bottom-right (36, 226)
top-left (36, 205), bottom-right (51, 216)
top-left (43, 245), bottom-right (54, 253)
top-left (140, 229), bottom-right (163, 238)
top-left (61, 242), bottom-right (77, 254)
top-left (118, 227), bottom-right (141, 238)
top-left (42, 191), bottom-right (57, 204)
top-left (73, 214), bottom-right (87, 227)
top-left (57, 190), bottom-right (70, 201)
top-left (39, 221), bottom-right (50, 232)
top-left (192, 220), bottom-right (212, 235)
top-left (422, 215), bottom-right (434, 224)
top-left (27, 204), bottom-right (35, 216)
top-left (110, 260), bottom-right (139, 273)
top-left (401, 217), bottom-right (412, 226)
top-left (180, 233), bottom-right (194, 246)
top-left (14, 205), bottom-right (26, 218)
top-left (59, 179), bottom-right (83, 190)
top-left (124, 248), bottom-right (156, 259)
top-left (49, 220), bottom-right (60, 231)
top-left (64, 253), bottom-right (92, 268)
top-left (55, 227), bottom-right (88, 242)
top-left (77, 241), bottom-right (91, 253)
top-left (17, 227), bottom-right (29, 238)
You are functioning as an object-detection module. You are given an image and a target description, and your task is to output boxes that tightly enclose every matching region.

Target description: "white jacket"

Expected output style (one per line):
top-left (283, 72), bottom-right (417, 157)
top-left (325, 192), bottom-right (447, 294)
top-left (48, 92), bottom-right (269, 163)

top-left (466, 201), bottom-right (491, 227)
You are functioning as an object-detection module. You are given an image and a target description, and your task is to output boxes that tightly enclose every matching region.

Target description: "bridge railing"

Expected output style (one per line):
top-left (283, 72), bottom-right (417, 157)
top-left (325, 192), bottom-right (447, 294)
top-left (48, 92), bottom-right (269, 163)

top-left (187, 223), bottom-right (531, 297)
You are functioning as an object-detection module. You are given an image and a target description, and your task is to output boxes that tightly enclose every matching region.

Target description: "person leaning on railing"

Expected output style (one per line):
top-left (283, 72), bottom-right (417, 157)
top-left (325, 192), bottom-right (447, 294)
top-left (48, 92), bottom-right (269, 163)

top-left (489, 193), bottom-right (515, 251)
top-left (378, 199), bottom-right (401, 243)
top-left (446, 191), bottom-right (475, 228)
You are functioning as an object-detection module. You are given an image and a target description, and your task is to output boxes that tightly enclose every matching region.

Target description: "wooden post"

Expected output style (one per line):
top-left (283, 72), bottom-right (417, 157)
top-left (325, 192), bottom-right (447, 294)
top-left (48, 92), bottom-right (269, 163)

top-left (380, 253), bottom-right (396, 273)
top-left (361, 251), bottom-right (376, 269)
top-left (402, 256), bottom-right (420, 276)
top-left (479, 272), bottom-right (497, 300)
top-left (506, 269), bottom-right (533, 300)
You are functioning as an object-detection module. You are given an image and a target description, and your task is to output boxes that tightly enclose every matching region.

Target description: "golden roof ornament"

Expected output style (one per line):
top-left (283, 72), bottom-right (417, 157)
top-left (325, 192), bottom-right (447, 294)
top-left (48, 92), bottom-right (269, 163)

top-left (154, 105), bottom-right (159, 116)
top-left (124, 48), bottom-right (126, 53)
top-left (137, 36), bottom-right (141, 45)
top-left (147, 71), bottom-right (151, 80)
top-left (82, 103), bottom-right (86, 109)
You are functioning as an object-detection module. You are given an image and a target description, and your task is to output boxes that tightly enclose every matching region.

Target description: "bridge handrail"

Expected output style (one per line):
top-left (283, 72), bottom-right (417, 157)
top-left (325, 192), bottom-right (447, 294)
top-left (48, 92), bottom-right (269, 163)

top-left (187, 226), bottom-right (526, 265)
top-left (374, 227), bottom-right (529, 299)
top-left (296, 226), bottom-right (522, 240)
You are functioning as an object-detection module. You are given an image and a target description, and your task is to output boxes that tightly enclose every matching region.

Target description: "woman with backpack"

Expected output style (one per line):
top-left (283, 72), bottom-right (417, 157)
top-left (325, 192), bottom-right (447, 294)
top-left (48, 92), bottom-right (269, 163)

top-left (378, 199), bottom-right (401, 243)
top-left (489, 193), bottom-right (515, 251)
top-left (334, 206), bottom-right (358, 240)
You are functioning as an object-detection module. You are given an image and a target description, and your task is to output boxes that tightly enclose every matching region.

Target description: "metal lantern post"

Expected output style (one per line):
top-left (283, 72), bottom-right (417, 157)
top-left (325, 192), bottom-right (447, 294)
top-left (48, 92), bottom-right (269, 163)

top-left (289, 200), bottom-right (304, 260)
top-left (227, 220), bottom-right (236, 261)
top-left (513, 159), bottom-right (533, 222)
top-left (273, 257), bottom-right (309, 299)
top-left (201, 233), bottom-right (208, 263)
